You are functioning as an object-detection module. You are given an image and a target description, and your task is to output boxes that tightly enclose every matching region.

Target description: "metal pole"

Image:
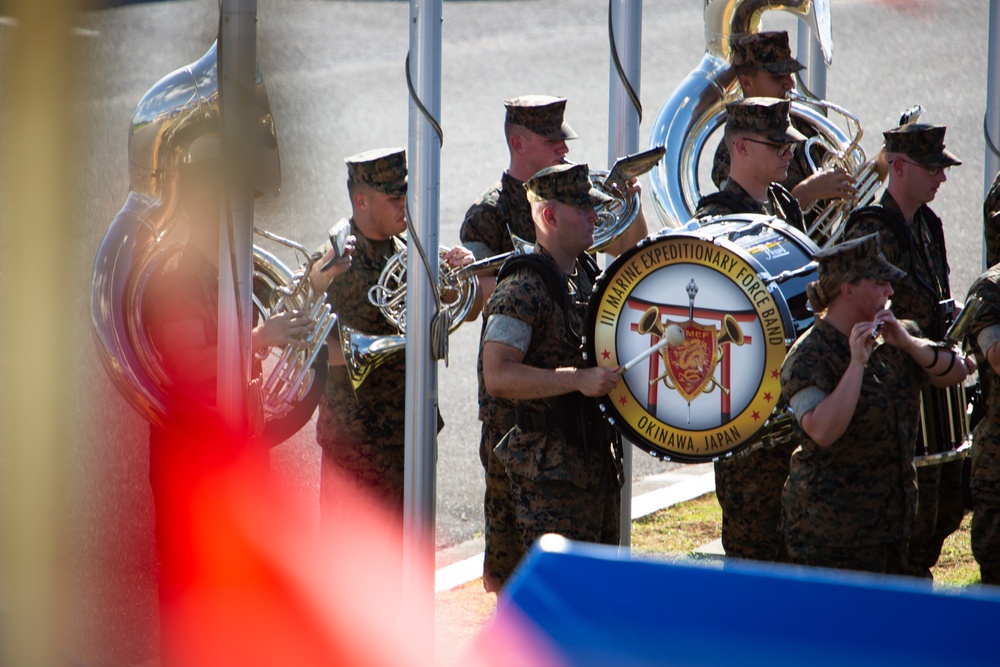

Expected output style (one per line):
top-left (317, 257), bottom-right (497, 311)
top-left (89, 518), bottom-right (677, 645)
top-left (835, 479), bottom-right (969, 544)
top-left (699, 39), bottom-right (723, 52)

top-left (607, 0), bottom-right (642, 550)
top-left (985, 0), bottom-right (1000, 269)
top-left (1, 2), bottom-right (78, 664)
top-left (405, 0), bottom-right (441, 627)
top-left (796, 18), bottom-right (827, 101)
top-left (218, 0), bottom-right (257, 434)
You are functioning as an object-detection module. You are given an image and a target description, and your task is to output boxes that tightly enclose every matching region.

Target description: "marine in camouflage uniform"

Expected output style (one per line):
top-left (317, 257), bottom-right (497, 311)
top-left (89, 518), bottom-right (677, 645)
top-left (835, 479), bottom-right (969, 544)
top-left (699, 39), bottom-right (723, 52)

top-left (316, 148), bottom-right (444, 518)
top-left (482, 164), bottom-right (623, 556)
top-left (781, 234), bottom-right (970, 573)
top-left (839, 124), bottom-right (963, 578)
top-left (966, 264), bottom-right (1000, 584)
top-left (461, 96), bottom-right (578, 591)
top-left (709, 32), bottom-right (856, 220)
top-left (985, 170), bottom-right (1000, 267)
top-left (696, 97), bottom-right (806, 233)
top-left (695, 97), bottom-right (806, 562)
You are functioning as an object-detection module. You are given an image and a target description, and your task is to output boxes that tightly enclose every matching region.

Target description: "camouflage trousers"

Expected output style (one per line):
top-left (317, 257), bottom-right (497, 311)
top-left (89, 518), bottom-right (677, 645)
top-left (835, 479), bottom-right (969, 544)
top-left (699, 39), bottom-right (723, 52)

top-left (786, 541), bottom-right (908, 575)
top-left (481, 424), bottom-right (526, 592)
top-left (507, 463), bottom-right (620, 553)
top-left (714, 439), bottom-right (796, 562)
top-left (319, 441), bottom-right (405, 523)
top-left (906, 460), bottom-right (966, 578)
top-left (971, 497), bottom-right (1000, 585)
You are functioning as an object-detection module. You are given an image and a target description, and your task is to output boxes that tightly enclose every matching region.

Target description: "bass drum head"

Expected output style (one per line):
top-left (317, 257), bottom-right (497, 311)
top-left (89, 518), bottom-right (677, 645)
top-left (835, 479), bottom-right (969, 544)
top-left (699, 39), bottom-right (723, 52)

top-left (583, 214), bottom-right (817, 463)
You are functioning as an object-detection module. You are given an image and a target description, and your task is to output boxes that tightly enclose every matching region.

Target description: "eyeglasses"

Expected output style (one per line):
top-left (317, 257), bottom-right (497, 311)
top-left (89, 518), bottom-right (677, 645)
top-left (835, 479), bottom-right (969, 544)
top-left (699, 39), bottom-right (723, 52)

top-left (741, 137), bottom-right (796, 158)
top-left (890, 158), bottom-right (949, 177)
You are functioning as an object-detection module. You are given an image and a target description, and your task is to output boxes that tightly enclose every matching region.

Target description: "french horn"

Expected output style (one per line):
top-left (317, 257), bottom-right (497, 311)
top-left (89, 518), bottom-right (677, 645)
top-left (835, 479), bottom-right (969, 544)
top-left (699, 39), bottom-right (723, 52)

top-left (342, 234), bottom-right (536, 391)
top-left (368, 169), bottom-right (638, 335)
top-left (368, 233), bottom-right (534, 335)
top-left (647, 0), bottom-right (862, 247)
top-left (91, 40), bottom-right (331, 444)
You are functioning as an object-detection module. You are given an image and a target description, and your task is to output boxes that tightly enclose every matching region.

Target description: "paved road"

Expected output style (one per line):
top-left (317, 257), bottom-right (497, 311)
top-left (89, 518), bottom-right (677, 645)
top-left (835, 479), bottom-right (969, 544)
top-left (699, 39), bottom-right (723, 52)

top-left (7, 0), bottom-right (990, 663)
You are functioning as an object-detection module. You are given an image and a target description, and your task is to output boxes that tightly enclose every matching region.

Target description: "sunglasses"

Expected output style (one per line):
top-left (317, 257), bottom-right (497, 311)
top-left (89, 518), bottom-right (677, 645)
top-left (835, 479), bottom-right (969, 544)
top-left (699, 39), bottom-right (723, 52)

top-left (741, 137), bottom-right (796, 158)
top-left (890, 158), bottom-right (949, 177)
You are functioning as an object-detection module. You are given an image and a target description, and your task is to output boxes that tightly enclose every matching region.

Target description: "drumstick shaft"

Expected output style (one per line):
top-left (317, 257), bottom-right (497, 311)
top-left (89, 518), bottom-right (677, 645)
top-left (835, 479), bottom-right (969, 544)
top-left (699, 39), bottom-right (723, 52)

top-left (621, 336), bottom-right (671, 373)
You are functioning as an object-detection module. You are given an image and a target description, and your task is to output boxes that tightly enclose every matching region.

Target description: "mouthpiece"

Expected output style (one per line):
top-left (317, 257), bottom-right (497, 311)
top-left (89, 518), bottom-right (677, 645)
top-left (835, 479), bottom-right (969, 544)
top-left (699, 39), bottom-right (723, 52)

top-left (871, 299), bottom-right (892, 340)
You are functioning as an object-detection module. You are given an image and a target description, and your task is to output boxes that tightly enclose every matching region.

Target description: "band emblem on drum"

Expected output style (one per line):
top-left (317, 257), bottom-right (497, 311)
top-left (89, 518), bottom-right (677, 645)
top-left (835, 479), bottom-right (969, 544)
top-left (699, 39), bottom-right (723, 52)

top-left (586, 234), bottom-right (790, 462)
top-left (640, 279), bottom-right (746, 412)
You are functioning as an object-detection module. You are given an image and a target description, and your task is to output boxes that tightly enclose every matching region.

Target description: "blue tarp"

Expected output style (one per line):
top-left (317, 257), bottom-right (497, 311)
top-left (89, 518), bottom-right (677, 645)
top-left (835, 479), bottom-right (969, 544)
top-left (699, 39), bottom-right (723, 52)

top-left (495, 535), bottom-right (1000, 667)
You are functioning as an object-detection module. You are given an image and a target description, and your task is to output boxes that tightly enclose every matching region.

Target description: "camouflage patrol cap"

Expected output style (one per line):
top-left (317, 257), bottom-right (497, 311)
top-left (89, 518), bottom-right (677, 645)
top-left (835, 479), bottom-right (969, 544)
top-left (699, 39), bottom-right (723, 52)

top-left (816, 233), bottom-right (906, 283)
top-left (345, 147), bottom-right (407, 196)
top-left (730, 31), bottom-right (805, 75)
top-left (725, 97), bottom-right (808, 143)
top-left (524, 163), bottom-right (614, 208)
top-left (504, 95), bottom-right (579, 142)
top-left (883, 124), bottom-right (962, 170)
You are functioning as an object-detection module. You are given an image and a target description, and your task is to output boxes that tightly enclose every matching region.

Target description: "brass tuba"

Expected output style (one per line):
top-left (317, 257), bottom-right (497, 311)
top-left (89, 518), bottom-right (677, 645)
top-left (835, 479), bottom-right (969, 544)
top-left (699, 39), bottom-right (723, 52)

top-left (647, 0), bottom-right (855, 244)
top-left (90, 40), bottom-right (331, 444)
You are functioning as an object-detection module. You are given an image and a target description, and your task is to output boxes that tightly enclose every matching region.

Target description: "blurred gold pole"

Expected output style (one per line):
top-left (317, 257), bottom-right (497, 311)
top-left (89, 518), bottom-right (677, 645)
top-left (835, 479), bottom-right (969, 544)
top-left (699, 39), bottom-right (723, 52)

top-left (0, 0), bottom-right (79, 665)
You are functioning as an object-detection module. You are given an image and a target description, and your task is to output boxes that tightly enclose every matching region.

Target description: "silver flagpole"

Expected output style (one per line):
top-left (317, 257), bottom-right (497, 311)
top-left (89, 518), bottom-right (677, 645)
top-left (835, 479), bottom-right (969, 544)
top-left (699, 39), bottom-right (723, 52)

top-left (405, 0), bottom-right (442, 628)
top-left (218, 0), bottom-right (257, 434)
top-left (796, 18), bottom-right (827, 101)
top-left (607, 0), bottom-right (642, 551)
top-left (985, 0), bottom-right (1000, 269)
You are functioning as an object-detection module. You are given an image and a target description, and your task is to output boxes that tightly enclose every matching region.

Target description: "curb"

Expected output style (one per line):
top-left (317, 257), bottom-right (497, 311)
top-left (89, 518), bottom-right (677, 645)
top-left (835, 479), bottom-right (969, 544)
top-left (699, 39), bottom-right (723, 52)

top-left (434, 471), bottom-right (716, 593)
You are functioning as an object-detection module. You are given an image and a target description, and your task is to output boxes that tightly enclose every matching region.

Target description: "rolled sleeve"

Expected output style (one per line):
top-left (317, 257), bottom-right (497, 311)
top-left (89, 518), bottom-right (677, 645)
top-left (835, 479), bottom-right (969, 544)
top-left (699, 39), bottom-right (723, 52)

top-left (484, 314), bottom-right (532, 354)
top-left (789, 386), bottom-right (828, 421)
top-left (978, 324), bottom-right (1000, 358)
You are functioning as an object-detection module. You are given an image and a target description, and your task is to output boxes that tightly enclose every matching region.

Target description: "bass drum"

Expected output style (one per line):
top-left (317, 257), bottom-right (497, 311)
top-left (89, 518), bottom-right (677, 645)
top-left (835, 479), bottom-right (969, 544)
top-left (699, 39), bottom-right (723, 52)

top-left (583, 214), bottom-right (818, 463)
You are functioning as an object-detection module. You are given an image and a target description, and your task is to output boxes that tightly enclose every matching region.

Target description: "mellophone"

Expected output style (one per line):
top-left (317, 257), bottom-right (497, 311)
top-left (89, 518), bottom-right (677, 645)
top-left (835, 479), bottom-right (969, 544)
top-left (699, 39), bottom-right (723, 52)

top-left (584, 214), bottom-right (975, 466)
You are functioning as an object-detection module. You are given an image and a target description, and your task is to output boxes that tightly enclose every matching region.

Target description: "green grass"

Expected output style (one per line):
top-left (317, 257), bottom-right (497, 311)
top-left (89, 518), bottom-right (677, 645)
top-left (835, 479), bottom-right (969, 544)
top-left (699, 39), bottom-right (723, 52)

top-left (932, 512), bottom-right (981, 588)
top-left (630, 492), bottom-right (722, 556)
top-left (630, 492), bottom-right (983, 589)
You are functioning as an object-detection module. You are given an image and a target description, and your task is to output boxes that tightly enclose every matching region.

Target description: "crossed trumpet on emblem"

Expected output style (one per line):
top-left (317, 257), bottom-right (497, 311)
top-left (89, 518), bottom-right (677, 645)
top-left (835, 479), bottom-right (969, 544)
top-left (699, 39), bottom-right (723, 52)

top-left (637, 307), bottom-right (745, 394)
top-left (620, 279), bottom-right (745, 401)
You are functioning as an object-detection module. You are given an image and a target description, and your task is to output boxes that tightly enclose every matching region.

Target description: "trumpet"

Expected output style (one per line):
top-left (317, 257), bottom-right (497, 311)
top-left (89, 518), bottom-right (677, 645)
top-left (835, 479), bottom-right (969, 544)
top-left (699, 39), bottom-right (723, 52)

top-left (785, 90), bottom-right (901, 248)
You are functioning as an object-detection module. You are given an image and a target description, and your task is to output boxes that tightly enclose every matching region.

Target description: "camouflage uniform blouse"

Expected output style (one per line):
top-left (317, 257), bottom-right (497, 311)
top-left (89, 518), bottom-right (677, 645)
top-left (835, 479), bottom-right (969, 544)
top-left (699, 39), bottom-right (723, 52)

top-left (460, 172), bottom-right (535, 261)
top-left (781, 318), bottom-right (925, 546)
top-left (966, 265), bottom-right (1000, 503)
top-left (462, 172), bottom-right (537, 455)
top-left (694, 178), bottom-right (804, 232)
top-left (317, 219), bottom-right (409, 449)
top-left (985, 171), bottom-right (1000, 268)
top-left (841, 191), bottom-right (951, 337)
top-left (483, 246), bottom-right (614, 489)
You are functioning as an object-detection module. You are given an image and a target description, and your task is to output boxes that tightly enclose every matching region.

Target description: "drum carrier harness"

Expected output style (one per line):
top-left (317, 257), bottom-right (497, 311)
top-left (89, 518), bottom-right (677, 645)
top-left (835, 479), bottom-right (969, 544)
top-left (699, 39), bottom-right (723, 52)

top-left (696, 183), bottom-right (805, 233)
top-left (496, 251), bottom-right (621, 457)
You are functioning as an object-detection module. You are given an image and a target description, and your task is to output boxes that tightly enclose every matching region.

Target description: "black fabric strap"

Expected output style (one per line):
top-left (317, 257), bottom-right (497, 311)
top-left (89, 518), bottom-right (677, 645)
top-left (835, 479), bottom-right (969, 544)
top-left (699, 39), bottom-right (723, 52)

top-left (932, 349), bottom-right (958, 378)
top-left (921, 346), bottom-right (940, 370)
